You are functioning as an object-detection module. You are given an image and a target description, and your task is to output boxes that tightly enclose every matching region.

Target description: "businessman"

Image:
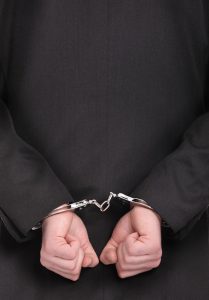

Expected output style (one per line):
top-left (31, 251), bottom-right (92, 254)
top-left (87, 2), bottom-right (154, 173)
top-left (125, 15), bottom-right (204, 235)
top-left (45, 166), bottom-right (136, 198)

top-left (0, 1), bottom-right (208, 299)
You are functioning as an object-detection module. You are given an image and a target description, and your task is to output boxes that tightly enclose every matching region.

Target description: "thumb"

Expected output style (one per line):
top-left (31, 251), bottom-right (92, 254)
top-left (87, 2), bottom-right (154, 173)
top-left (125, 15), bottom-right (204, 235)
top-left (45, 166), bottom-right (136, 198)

top-left (51, 233), bottom-right (81, 260)
top-left (65, 233), bottom-right (80, 248)
top-left (82, 241), bottom-right (99, 268)
top-left (100, 238), bottom-right (118, 265)
top-left (128, 231), bottom-right (139, 240)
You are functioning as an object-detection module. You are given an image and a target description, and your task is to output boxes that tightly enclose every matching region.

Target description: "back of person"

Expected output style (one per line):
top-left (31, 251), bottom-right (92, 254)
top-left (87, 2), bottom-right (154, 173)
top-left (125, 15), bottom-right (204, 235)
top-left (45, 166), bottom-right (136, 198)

top-left (0, 1), bottom-right (208, 299)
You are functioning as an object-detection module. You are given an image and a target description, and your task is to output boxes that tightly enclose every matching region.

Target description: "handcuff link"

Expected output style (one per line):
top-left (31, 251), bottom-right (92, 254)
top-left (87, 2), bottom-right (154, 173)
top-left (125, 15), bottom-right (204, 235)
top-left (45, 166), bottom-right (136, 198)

top-left (31, 191), bottom-right (167, 230)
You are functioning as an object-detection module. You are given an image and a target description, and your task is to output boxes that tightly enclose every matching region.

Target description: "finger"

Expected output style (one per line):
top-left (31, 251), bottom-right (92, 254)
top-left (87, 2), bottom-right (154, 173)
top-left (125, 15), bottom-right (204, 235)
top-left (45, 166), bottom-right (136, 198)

top-left (118, 252), bottom-right (160, 271)
top-left (123, 232), bottom-right (150, 256)
top-left (110, 212), bottom-right (132, 245)
top-left (121, 239), bottom-right (158, 264)
top-left (100, 213), bottom-right (132, 265)
top-left (82, 255), bottom-right (92, 268)
top-left (72, 247), bottom-right (85, 276)
top-left (116, 265), bottom-right (152, 279)
top-left (124, 233), bottom-right (162, 258)
top-left (53, 234), bottom-right (80, 260)
top-left (103, 247), bottom-right (117, 264)
top-left (44, 251), bottom-right (80, 273)
top-left (49, 247), bottom-right (84, 278)
top-left (117, 242), bottom-right (161, 272)
top-left (119, 259), bottom-right (160, 271)
top-left (100, 248), bottom-right (117, 264)
top-left (82, 242), bottom-right (99, 268)
top-left (48, 266), bottom-right (80, 281)
top-left (117, 241), bottom-right (151, 268)
top-left (100, 239), bottom-right (118, 265)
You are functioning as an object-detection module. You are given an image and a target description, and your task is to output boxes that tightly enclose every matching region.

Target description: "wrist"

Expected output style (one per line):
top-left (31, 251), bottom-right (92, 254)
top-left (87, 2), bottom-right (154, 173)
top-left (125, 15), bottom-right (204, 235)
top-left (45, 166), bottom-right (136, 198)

top-left (42, 208), bottom-right (75, 224)
top-left (131, 204), bottom-right (162, 225)
top-left (31, 202), bottom-right (75, 231)
top-left (41, 209), bottom-right (75, 234)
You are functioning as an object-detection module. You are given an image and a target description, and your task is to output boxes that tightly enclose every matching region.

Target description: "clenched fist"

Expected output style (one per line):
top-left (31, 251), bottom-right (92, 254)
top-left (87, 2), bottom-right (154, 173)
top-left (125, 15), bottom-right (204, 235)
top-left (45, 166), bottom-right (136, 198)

top-left (40, 210), bottom-right (99, 281)
top-left (100, 206), bottom-right (162, 278)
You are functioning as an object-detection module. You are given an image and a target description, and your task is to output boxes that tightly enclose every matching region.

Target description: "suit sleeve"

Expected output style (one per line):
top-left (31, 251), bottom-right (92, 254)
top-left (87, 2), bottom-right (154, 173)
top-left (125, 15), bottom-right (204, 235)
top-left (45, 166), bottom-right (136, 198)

top-left (128, 0), bottom-right (209, 241)
top-left (0, 75), bottom-right (75, 243)
top-left (129, 107), bottom-right (209, 240)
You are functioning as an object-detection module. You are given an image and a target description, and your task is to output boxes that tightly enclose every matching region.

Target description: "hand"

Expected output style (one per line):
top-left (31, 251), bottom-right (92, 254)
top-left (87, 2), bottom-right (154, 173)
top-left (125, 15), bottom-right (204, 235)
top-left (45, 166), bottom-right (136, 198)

top-left (40, 210), bottom-right (99, 281)
top-left (100, 206), bottom-right (162, 278)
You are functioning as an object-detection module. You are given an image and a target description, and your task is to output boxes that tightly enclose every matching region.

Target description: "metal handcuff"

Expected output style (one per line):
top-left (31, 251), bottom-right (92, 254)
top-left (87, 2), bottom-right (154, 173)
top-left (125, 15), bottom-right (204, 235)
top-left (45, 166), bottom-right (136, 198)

top-left (32, 192), bottom-right (169, 230)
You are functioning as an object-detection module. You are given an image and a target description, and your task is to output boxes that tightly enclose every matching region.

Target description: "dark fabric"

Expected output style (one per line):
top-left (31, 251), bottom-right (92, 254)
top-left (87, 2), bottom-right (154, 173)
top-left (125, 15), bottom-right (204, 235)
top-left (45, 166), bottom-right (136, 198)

top-left (0, 0), bottom-right (209, 299)
top-left (130, 112), bottom-right (209, 238)
top-left (0, 80), bottom-right (75, 240)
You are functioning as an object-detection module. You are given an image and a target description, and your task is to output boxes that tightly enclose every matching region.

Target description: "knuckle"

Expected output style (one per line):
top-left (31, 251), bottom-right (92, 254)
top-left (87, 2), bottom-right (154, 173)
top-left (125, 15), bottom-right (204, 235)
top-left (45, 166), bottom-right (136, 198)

top-left (69, 261), bottom-right (77, 271)
top-left (94, 256), bottom-right (99, 266)
top-left (70, 262), bottom-right (82, 275)
top-left (39, 256), bottom-right (44, 266)
top-left (40, 250), bottom-right (47, 266)
top-left (40, 248), bottom-right (44, 258)
top-left (117, 261), bottom-right (128, 274)
top-left (117, 271), bottom-right (126, 279)
top-left (40, 256), bottom-right (46, 267)
top-left (118, 262), bottom-right (126, 271)
top-left (70, 272), bottom-right (80, 281)
top-left (146, 261), bottom-right (154, 269)
top-left (153, 248), bottom-right (162, 260)
top-left (147, 258), bottom-right (161, 269)
top-left (153, 258), bottom-right (161, 268)
top-left (149, 244), bottom-right (162, 255)
top-left (156, 248), bottom-right (163, 259)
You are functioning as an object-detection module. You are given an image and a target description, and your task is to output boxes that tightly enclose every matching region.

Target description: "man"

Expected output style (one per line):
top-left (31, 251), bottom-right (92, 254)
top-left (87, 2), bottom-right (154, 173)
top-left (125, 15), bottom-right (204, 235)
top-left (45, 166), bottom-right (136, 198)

top-left (0, 1), bottom-right (208, 299)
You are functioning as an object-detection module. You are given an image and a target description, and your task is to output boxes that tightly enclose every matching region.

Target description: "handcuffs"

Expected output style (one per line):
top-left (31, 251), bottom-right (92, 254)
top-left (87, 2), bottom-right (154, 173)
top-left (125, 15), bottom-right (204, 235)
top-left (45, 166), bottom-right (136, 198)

top-left (32, 192), bottom-right (169, 230)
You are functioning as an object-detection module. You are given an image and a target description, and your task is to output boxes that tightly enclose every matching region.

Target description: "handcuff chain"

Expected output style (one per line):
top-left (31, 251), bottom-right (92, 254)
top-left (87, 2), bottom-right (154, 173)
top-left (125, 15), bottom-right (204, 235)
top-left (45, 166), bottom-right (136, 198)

top-left (88, 192), bottom-right (117, 212)
top-left (32, 192), bottom-right (169, 231)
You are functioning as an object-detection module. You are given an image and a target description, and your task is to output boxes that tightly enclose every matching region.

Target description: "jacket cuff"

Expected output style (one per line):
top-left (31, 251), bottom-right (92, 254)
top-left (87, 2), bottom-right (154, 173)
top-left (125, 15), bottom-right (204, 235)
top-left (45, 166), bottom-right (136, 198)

top-left (129, 162), bottom-right (208, 240)
top-left (31, 202), bottom-right (71, 231)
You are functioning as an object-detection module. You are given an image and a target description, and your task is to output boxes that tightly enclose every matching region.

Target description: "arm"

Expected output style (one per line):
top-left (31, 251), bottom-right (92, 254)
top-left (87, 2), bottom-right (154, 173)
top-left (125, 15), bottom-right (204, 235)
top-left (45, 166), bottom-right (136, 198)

top-left (128, 5), bottom-right (209, 240)
top-left (0, 71), bottom-right (74, 243)
top-left (129, 107), bottom-right (209, 240)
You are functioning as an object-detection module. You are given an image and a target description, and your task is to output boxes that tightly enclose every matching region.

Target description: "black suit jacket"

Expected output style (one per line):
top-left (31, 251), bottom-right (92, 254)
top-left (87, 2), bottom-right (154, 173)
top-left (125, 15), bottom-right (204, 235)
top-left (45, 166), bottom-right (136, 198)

top-left (0, 1), bottom-right (208, 299)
